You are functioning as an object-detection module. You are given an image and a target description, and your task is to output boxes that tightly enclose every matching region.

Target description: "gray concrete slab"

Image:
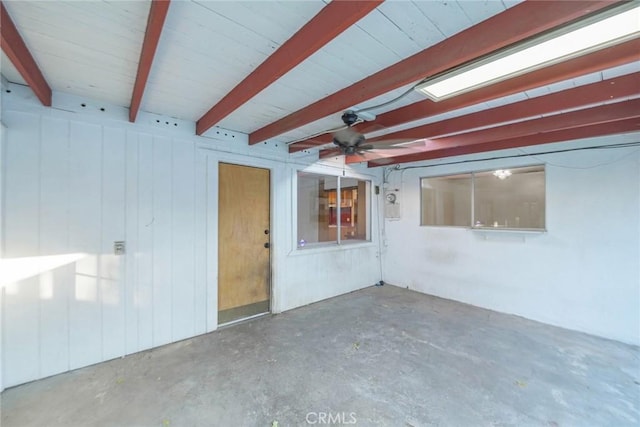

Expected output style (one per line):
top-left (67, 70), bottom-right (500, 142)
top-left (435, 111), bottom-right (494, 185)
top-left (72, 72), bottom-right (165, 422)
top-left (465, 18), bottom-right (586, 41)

top-left (2, 285), bottom-right (639, 426)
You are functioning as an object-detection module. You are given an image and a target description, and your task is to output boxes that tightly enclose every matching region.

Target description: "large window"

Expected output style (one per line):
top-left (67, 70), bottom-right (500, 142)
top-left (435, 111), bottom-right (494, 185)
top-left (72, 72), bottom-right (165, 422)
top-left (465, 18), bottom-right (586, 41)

top-left (421, 174), bottom-right (472, 226)
top-left (421, 165), bottom-right (545, 230)
top-left (297, 172), bottom-right (370, 247)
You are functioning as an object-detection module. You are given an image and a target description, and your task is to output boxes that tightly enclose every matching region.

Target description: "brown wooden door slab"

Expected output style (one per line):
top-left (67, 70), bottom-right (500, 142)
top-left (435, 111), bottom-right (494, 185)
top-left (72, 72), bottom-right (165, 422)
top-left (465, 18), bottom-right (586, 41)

top-left (218, 163), bottom-right (271, 324)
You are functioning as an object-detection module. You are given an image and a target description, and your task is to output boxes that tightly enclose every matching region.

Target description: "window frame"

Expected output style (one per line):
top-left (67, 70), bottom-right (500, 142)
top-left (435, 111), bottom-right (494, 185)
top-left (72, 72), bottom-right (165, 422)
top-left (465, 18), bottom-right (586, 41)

top-left (419, 164), bottom-right (547, 232)
top-left (295, 170), bottom-right (373, 251)
top-left (419, 172), bottom-right (473, 228)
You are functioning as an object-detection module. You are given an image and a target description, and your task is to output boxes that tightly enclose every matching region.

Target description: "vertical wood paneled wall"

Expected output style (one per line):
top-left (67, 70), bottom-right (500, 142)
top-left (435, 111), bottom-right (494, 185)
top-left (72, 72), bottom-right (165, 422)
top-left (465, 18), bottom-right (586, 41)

top-left (1, 110), bottom-right (209, 387)
top-left (0, 103), bottom-right (382, 390)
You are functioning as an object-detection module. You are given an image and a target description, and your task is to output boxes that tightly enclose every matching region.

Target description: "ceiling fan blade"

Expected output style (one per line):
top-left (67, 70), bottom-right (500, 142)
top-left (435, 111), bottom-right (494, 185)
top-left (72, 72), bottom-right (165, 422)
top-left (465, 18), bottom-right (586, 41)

top-left (366, 145), bottom-right (426, 156)
top-left (368, 145), bottom-right (413, 150)
top-left (346, 144), bottom-right (427, 165)
top-left (368, 138), bottom-right (424, 148)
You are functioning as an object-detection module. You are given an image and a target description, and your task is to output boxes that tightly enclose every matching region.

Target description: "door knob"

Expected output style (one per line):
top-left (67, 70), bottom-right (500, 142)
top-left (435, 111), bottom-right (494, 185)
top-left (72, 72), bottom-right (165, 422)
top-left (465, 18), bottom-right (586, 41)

top-left (264, 242), bottom-right (270, 248)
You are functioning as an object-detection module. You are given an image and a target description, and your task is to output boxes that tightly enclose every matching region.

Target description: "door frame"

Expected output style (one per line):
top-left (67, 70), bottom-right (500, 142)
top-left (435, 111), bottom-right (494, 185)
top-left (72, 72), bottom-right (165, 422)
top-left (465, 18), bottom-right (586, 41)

top-left (205, 153), bottom-right (277, 332)
top-left (218, 162), bottom-right (272, 326)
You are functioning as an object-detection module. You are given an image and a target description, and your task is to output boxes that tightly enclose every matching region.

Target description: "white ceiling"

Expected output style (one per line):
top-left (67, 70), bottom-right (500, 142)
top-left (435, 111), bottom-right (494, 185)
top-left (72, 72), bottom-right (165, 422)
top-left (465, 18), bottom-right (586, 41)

top-left (215, 0), bottom-right (521, 137)
top-left (1, 0), bottom-right (638, 164)
top-left (1, 50), bottom-right (24, 84)
top-left (1, 1), bottom-right (518, 131)
top-left (2, 0), bottom-right (150, 106)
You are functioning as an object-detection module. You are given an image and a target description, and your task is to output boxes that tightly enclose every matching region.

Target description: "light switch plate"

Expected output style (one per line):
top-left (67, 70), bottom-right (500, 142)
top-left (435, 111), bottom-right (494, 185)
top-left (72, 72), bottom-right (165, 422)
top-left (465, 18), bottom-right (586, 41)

top-left (114, 241), bottom-right (125, 255)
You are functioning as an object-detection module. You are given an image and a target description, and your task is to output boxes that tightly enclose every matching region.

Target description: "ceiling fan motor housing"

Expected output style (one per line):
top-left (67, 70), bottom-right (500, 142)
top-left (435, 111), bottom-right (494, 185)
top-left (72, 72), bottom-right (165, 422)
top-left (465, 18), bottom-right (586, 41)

top-left (333, 127), bottom-right (365, 149)
top-left (341, 111), bottom-right (359, 126)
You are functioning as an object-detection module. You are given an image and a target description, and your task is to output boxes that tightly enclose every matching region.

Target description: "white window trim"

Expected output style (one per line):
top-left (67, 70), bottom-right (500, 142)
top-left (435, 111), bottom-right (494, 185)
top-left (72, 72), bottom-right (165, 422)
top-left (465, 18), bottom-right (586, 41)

top-left (419, 164), bottom-right (546, 232)
top-left (293, 167), bottom-right (374, 252)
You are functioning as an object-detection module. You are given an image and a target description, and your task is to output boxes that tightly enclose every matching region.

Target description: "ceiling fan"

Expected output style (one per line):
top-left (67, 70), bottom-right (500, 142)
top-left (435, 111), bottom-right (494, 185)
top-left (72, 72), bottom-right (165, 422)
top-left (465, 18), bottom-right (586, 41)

top-left (331, 111), bottom-right (370, 155)
top-left (330, 111), bottom-right (419, 159)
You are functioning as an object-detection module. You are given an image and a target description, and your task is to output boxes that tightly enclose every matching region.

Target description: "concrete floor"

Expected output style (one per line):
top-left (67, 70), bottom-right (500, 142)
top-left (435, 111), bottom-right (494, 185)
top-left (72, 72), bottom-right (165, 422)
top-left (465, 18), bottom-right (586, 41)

top-left (2, 285), bottom-right (639, 426)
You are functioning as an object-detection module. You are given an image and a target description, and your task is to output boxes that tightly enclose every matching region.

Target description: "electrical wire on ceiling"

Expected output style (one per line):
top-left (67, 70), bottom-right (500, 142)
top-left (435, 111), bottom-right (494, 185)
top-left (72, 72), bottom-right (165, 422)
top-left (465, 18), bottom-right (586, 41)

top-left (517, 144), bottom-right (640, 170)
top-left (285, 81), bottom-right (424, 146)
top-left (386, 141), bottom-right (640, 172)
top-left (353, 83), bottom-right (422, 115)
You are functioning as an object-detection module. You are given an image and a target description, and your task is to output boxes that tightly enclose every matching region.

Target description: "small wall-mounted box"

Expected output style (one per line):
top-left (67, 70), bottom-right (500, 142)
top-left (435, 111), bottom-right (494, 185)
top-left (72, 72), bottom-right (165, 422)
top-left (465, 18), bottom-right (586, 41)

top-left (114, 241), bottom-right (125, 255)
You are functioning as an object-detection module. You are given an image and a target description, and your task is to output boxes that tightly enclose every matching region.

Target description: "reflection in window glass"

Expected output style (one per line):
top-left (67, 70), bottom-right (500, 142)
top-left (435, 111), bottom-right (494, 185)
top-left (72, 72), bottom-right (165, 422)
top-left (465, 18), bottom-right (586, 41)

top-left (420, 165), bottom-right (546, 230)
top-left (421, 174), bottom-right (472, 226)
top-left (473, 166), bottom-right (545, 229)
top-left (297, 172), bottom-right (370, 248)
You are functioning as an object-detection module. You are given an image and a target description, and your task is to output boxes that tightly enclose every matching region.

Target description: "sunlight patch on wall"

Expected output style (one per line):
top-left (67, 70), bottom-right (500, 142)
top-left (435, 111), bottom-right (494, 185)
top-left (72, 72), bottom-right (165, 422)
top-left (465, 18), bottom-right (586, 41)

top-left (0, 253), bottom-right (88, 290)
top-left (40, 271), bottom-right (54, 300)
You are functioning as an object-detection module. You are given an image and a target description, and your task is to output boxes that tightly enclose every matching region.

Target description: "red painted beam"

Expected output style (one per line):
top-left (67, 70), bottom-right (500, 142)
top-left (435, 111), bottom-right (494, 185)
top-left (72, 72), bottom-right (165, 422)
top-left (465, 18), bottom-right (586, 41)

top-left (322, 72), bottom-right (640, 161)
top-left (319, 147), bottom-right (344, 159)
top-left (363, 101), bottom-right (640, 165)
top-left (0, 1), bottom-right (51, 106)
top-left (367, 118), bottom-right (639, 167)
top-left (251, 0), bottom-right (614, 144)
top-left (423, 99), bottom-right (640, 149)
top-left (196, 0), bottom-right (383, 136)
top-left (129, 0), bottom-right (171, 122)
top-left (366, 72), bottom-right (640, 143)
top-left (289, 38), bottom-right (640, 152)
top-left (366, 39), bottom-right (640, 137)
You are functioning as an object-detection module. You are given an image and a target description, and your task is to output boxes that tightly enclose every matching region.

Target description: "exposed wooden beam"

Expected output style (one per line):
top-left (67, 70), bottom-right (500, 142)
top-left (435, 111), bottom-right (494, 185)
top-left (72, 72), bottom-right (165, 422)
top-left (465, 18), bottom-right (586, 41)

top-left (365, 40), bottom-right (640, 138)
top-left (251, 0), bottom-right (614, 144)
top-left (322, 73), bottom-right (639, 161)
top-left (318, 147), bottom-right (342, 159)
top-left (129, 0), bottom-right (171, 122)
top-left (0, 1), bottom-right (51, 106)
top-left (330, 96), bottom-right (639, 162)
top-left (366, 72), bottom-right (640, 144)
top-left (291, 38), bottom-right (640, 152)
top-left (367, 118), bottom-right (639, 167)
top-left (196, 0), bottom-right (383, 136)
top-left (421, 99), bottom-right (639, 149)
top-left (362, 100), bottom-right (640, 166)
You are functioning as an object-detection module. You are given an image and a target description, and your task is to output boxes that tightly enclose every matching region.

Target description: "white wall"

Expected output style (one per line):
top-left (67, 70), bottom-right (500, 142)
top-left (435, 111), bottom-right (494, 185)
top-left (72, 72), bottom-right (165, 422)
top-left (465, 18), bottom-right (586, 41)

top-left (1, 118), bottom-right (6, 392)
top-left (0, 85), bottom-right (382, 389)
top-left (6, 80), bottom-right (635, 393)
top-left (383, 134), bottom-right (640, 345)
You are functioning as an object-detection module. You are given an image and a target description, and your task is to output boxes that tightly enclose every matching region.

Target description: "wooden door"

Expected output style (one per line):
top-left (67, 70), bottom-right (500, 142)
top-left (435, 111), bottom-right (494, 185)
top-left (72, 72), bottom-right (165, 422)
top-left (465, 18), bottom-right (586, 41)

top-left (218, 163), bottom-right (271, 324)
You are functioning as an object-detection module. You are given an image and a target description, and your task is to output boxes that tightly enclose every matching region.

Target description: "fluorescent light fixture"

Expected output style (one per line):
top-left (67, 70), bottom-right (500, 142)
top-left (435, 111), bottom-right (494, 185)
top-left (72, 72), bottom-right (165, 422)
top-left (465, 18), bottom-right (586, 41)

top-left (415, 4), bottom-right (640, 101)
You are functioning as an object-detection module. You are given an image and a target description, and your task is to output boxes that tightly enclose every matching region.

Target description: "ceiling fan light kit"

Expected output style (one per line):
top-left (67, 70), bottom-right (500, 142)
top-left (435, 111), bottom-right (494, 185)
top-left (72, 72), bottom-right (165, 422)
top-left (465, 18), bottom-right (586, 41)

top-left (415, 3), bottom-right (640, 102)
